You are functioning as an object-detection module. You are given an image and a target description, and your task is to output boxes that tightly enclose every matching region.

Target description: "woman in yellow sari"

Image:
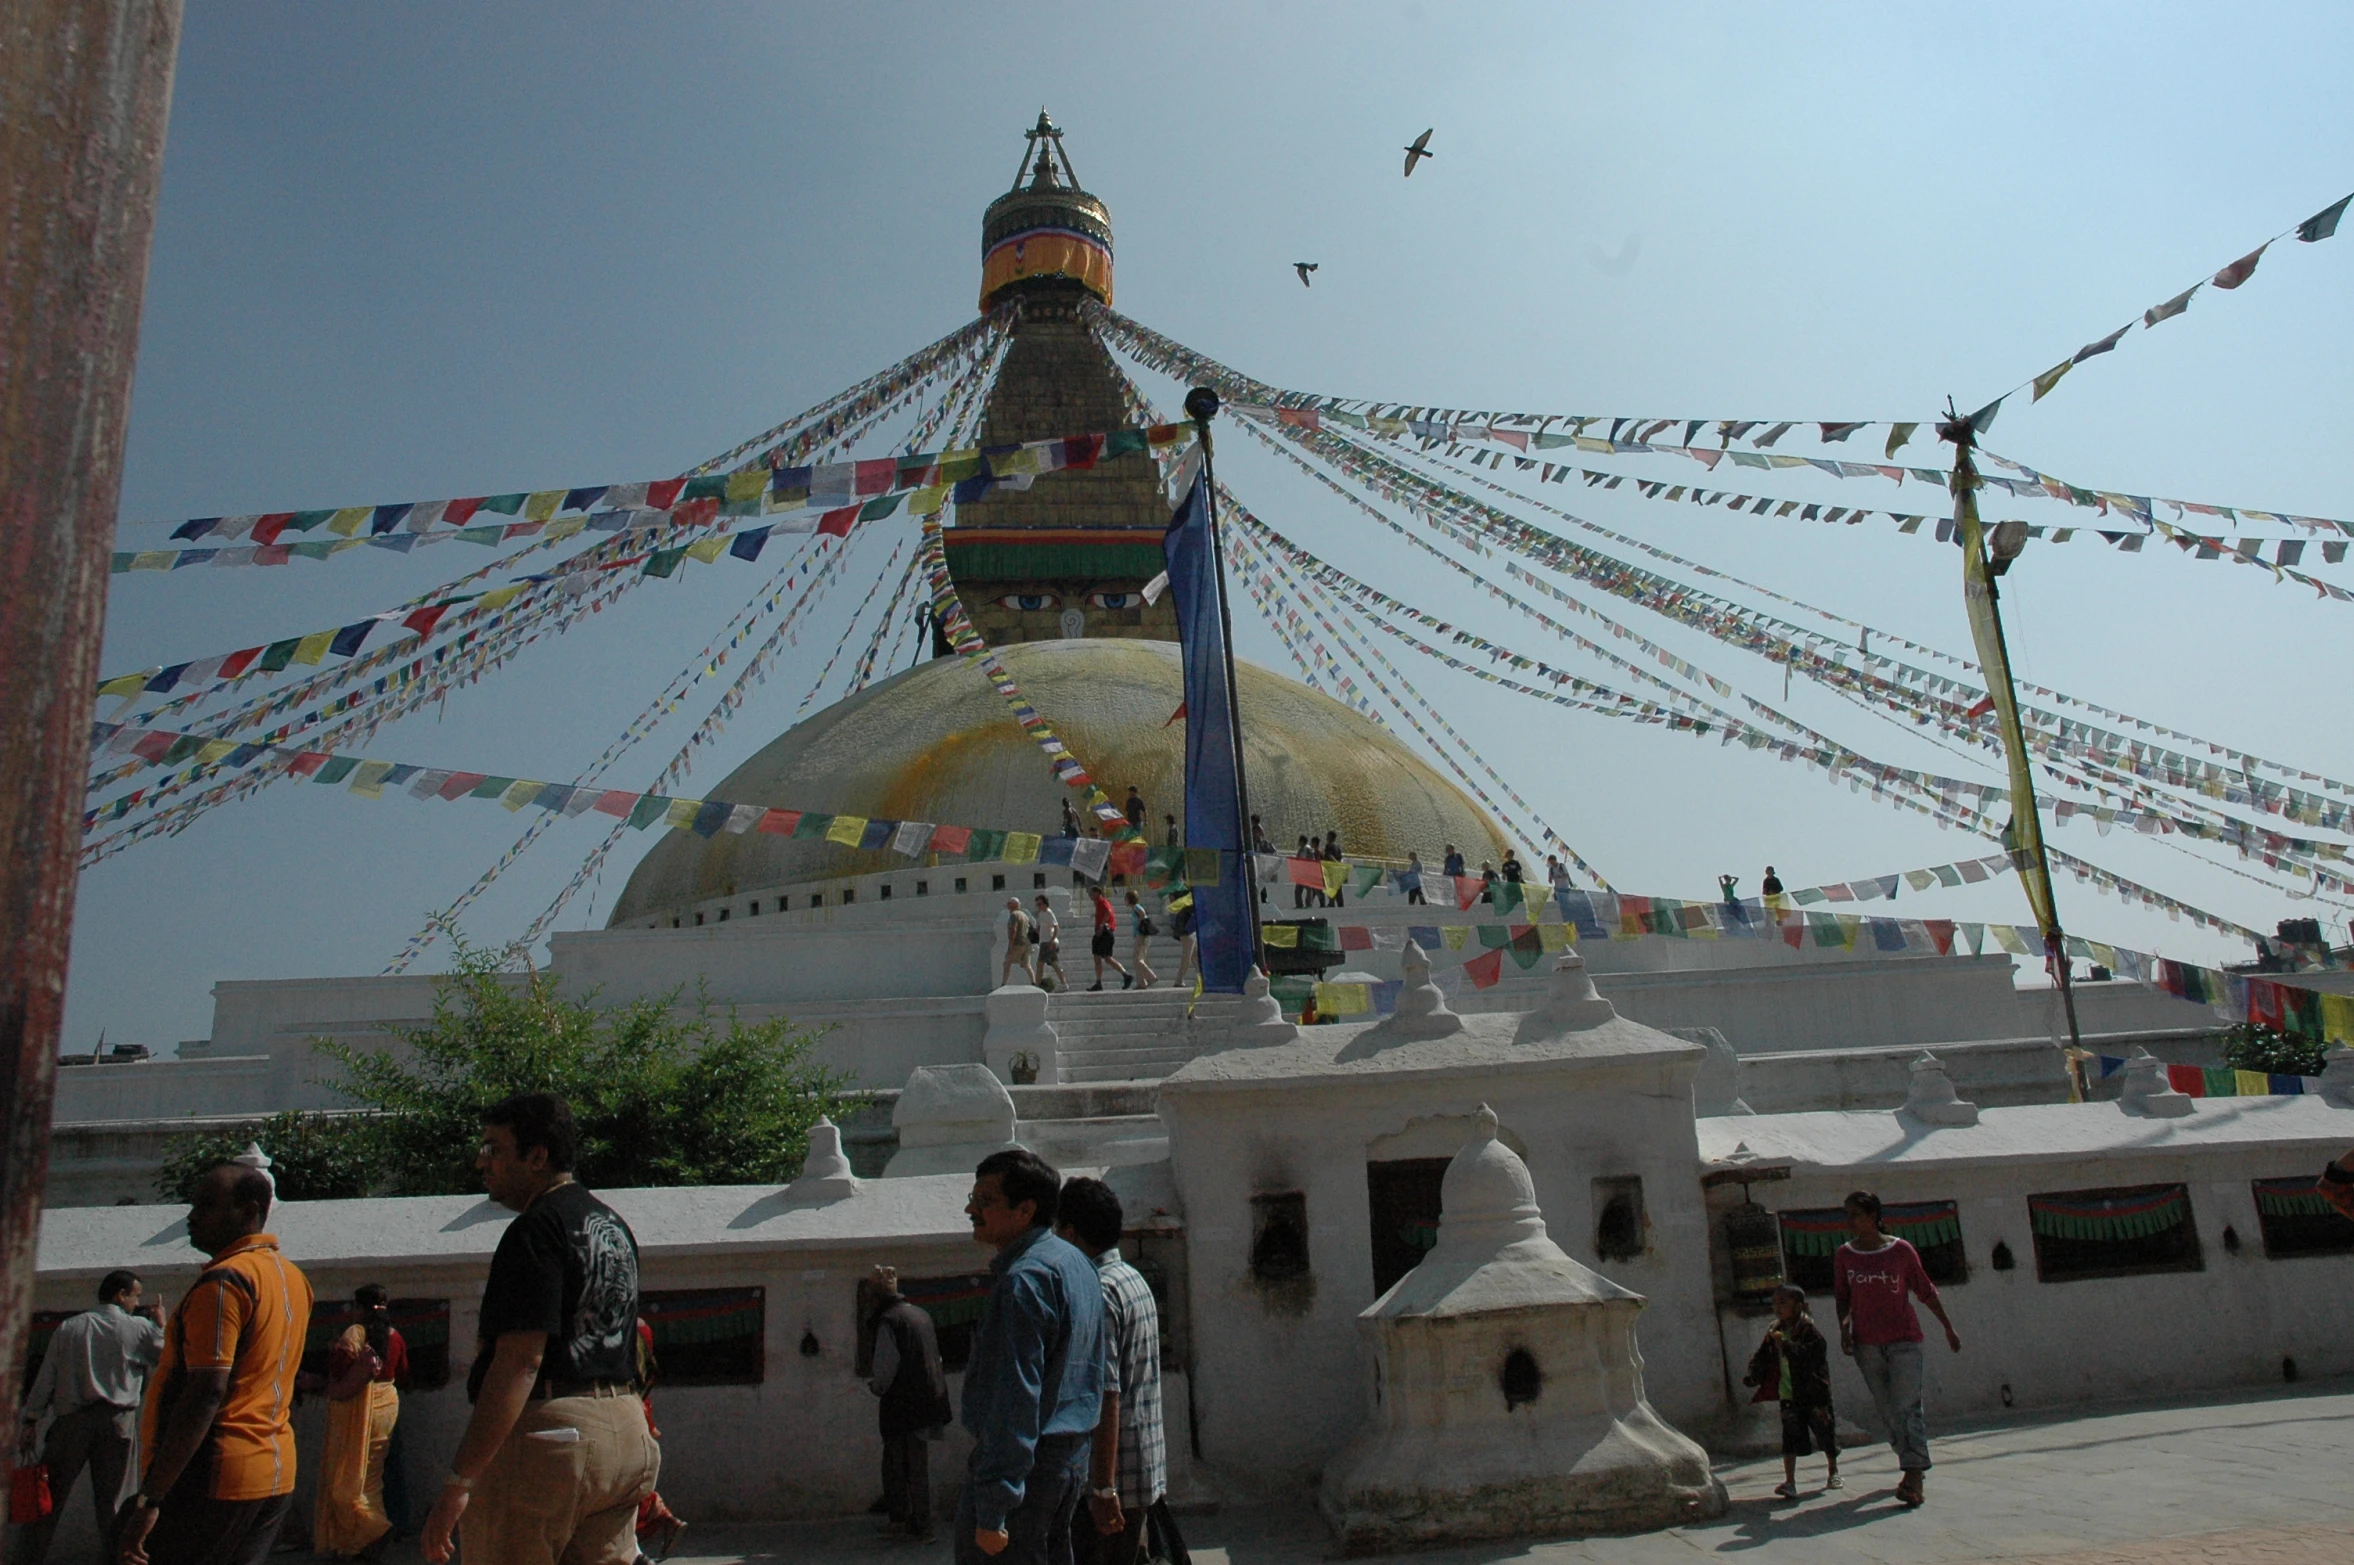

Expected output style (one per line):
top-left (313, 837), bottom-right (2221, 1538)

top-left (314, 1284), bottom-right (404, 1558)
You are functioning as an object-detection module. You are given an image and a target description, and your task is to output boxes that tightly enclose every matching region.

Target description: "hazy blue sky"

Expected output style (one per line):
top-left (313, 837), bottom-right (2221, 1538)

top-left (77, 2), bottom-right (2354, 1050)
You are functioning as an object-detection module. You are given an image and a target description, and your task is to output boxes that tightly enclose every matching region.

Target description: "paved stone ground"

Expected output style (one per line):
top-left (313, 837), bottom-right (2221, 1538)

top-left (359, 1383), bottom-right (2354, 1564)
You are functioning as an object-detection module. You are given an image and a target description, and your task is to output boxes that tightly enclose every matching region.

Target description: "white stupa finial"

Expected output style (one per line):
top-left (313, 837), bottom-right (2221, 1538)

top-left (233, 1141), bottom-right (276, 1214)
top-left (1381, 942), bottom-right (1463, 1039)
top-left (787, 1115), bottom-right (861, 1203)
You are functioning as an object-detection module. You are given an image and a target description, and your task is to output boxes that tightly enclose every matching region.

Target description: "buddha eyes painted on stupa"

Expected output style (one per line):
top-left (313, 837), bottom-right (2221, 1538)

top-left (999, 593), bottom-right (1060, 611)
top-left (1087, 592), bottom-right (1135, 611)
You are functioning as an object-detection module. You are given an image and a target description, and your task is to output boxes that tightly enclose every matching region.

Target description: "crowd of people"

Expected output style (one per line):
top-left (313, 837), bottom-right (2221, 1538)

top-left (11, 1096), bottom-right (681, 1565)
top-left (1002, 885), bottom-right (1197, 994)
top-left (8, 1101), bottom-right (1179, 1565)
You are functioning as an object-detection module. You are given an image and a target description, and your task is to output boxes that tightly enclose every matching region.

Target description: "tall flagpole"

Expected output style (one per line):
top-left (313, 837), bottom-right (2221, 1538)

top-left (1941, 408), bottom-right (2084, 1058)
top-left (1183, 386), bottom-right (1266, 976)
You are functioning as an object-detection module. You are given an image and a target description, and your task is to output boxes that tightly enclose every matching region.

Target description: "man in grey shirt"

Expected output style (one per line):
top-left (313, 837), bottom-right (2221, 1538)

top-left (17, 1269), bottom-right (164, 1565)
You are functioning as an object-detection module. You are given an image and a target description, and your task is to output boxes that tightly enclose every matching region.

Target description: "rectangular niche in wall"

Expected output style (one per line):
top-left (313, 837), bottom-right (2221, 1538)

top-left (301, 1298), bottom-right (453, 1390)
top-left (1366, 1159), bottom-right (1450, 1296)
top-left (1777, 1200), bottom-right (1968, 1292)
top-left (1592, 1175), bottom-right (1648, 1262)
top-left (2252, 1175), bottom-right (2354, 1259)
top-left (641, 1287), bottom-right (766, 1385)
top-left (2028, 1184), bottom-right (2201, 1283)
top-left (1250, 1191), bottom-right (1311, 1283)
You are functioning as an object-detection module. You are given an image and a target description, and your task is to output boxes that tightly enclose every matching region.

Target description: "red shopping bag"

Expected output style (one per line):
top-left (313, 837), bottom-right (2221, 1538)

top-left (9, 1459), bottom-right (53, 1525)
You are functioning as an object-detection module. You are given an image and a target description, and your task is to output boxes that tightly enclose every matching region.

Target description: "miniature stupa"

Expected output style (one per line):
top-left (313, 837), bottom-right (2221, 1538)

top-left (1320, 1106), bottom-right (1724, 1551)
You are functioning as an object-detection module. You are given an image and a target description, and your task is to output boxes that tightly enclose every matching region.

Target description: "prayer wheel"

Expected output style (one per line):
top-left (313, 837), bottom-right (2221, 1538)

top-left (1723, 1200), bottom-right (1785, 1308)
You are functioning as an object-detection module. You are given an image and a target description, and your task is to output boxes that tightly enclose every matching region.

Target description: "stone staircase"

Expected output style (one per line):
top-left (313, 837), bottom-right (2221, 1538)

top-left (1045, 984), bottom-right (1207, 1082)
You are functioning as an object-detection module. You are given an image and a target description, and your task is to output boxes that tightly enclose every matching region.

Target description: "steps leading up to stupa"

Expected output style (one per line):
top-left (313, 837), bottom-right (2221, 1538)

top-left (1045, 985), bottom-right (1206, 1082)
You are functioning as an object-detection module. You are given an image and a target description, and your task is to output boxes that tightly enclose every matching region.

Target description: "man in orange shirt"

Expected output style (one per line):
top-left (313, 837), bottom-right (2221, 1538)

top-left (116, 1163), bottom-right (314, 1565)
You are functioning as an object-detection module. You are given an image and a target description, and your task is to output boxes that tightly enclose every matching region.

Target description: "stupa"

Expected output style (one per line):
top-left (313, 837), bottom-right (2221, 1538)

top-left (1320, 1107), bottom-right (1725, 1552)
top-left (609, 115), bottom-right (1510, 925)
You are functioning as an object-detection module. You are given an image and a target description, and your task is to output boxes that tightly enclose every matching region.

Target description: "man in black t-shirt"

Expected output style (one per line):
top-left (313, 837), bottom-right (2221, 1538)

top-left (421, 1094), bottom-right (659, 1565)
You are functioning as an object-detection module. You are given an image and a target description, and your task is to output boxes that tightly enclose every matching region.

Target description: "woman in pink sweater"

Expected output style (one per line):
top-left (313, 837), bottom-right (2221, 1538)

top-left (1832, 1190), bottom-right (1962, 1509)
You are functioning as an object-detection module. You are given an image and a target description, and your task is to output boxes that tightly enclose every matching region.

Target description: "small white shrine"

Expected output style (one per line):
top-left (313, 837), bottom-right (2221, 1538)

top-left (1321, 1106), bottom-right (1724, 1551)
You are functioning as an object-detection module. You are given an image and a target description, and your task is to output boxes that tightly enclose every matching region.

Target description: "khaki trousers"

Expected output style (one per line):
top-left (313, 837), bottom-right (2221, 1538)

top-left (463, 1390), bottom-right (659, 1565)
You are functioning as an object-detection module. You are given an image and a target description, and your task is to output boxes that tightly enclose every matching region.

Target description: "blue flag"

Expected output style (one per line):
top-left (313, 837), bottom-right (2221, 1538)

top-left (1163, 473), bottom-right (1254, 993)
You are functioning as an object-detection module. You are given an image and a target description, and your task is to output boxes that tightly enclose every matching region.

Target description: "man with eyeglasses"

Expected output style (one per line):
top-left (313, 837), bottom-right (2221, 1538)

top-left (957, 1149), bottom-right (1105, 1565)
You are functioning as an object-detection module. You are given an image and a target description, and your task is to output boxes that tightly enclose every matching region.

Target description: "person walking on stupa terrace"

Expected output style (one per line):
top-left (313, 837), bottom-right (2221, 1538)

top-left (1001, 898), bottom-right (1038, 988)
top-left (421, 1093), bottom-right (658, 1565)
top-left (1167, 885), bottom-right (1198, 989)
top-left (116, 1163), bottom-right (313, 1565)
top-left (1834, 1189), bottom-right (1961, 1510)
top-left (1322, 831), bottom-right (1346, 908)
top-left (1123, 890), bottom-right (1159, 989)
top-left (1087, 885), bottom-right (1131, 991)
top-left (631, 1318), bottom-right (688, 1560)
top-left (1032, 895), bottom-right (1067, 992)
top-left (865, 1266), bottom-right (951, 1546)
top-left (1744, 1284), bottom-right (1840, 1501)
top-left (956, 1151), bottom-right (1105, 1565)
top-left (1053, 1179), bottom-right (1165, 1565)
top-left (15, 1269), bottom-right (162, 1565)
top-left (1404, 850), bottom-right (1428, 905)
top-left (304, 1283), bottom-right (407, 1559)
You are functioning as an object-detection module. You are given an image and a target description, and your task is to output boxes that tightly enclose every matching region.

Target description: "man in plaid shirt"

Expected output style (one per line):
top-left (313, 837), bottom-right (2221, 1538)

top-left (1054, 1179), bottom-right (1164, 1565)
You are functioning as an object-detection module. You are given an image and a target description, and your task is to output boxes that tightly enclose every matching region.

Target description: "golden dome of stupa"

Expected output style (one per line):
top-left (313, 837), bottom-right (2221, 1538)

top-left (607, 639), bottom-right (1510, 924)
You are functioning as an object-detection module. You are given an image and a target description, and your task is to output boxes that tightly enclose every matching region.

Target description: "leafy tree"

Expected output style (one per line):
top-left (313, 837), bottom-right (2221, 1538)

top-left (317, 935), bottom-right (851, 1196)
top-left (2220, 1021), bottom-right (2330, 1078)
top-left (156, 1109), bottom-right (377, 1204)
top-left (157, 934), bottom-right (850, 1202)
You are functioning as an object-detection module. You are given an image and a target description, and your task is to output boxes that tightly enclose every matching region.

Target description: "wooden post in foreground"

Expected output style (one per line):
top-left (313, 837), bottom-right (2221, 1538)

top-left (0, 0), bottom-right (182, 1513)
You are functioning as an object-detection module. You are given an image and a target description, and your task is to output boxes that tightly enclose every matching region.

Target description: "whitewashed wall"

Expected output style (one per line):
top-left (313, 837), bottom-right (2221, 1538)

top-left (1699, 1098), bottom-right (2354, 1439)
top-left (1159, 1038), bottom-right (1721, 1491)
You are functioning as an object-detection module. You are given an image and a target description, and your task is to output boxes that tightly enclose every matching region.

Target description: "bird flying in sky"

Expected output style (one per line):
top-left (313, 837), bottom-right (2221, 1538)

top-left (1403, 128), bottom-right (1435, 177)
top-left (1294, 262), bottom-right (1318, 287)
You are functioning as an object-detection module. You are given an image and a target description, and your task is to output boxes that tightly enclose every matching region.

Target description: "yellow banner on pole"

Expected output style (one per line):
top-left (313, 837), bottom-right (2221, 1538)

top-left (1954, 452), bottom-right (2061, 945)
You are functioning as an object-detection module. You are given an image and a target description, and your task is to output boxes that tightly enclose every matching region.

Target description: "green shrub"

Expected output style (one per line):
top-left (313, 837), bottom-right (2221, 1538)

top-left (314, 933), bottom-right (850, 1195)
top-left (157, 932), bottom-right (851, 1203)
top-left (2220, 1022), bottom-right (2330, 1078)
top-left (156, 1109), bottom-right (377, 1204)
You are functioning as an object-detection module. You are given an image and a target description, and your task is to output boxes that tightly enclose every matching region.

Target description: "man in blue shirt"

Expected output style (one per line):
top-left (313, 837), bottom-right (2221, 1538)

top-left (958, 1149), bottom-right (1105, 1565)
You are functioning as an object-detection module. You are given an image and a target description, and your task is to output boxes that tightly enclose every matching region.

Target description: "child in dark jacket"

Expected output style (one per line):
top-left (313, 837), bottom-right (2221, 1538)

top-left (1745, 1284), bottom-right (1840, 1499)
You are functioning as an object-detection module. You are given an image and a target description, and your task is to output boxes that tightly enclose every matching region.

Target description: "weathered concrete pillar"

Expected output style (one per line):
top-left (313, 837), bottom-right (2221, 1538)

top-left (0, 0), bottom-right (181, 1484)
